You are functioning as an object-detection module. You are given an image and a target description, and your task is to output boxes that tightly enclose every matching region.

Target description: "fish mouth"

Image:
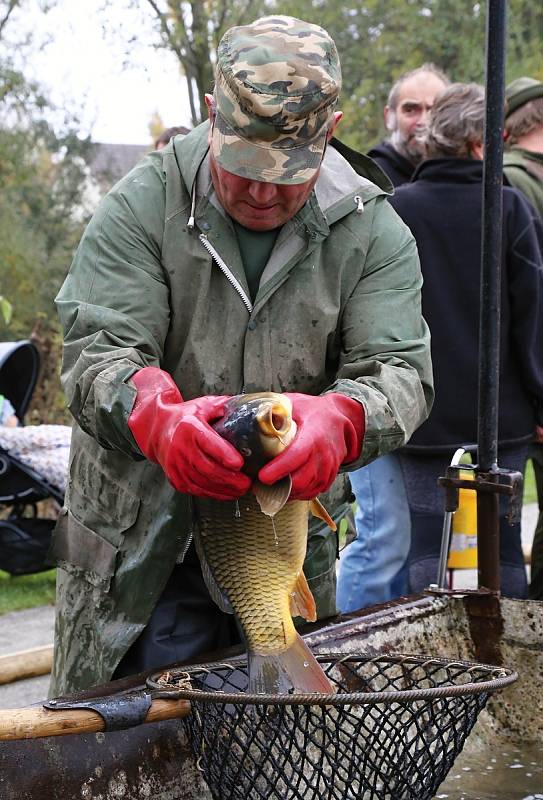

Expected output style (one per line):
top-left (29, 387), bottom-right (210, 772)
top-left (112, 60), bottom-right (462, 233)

top-left (256, 400), bottom-right (293, 445)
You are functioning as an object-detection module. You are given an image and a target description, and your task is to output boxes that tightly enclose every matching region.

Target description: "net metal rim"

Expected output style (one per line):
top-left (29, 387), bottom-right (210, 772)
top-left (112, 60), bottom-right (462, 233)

top-left (147, 652), bottom-right (517, 707)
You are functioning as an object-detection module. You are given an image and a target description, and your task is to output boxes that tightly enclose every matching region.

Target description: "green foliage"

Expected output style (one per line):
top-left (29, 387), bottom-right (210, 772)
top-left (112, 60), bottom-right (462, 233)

top-left (0, 295), bottom-right (11, 324)
top-left (0, 57), bottom-right (91, 421)
top-left (127, 1), bottom-right (543, 139)
top-left (136, 0), bottom-right (267, 126)
top-left (525, 459), bottom-right (537, 505)
top-left (262, 0), bottom-right (543, 151)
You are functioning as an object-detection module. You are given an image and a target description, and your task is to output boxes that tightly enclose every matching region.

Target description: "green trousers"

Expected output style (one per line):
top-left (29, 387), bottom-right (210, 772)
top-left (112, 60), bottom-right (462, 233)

top-left (529, 444), bottom-right (543, 601)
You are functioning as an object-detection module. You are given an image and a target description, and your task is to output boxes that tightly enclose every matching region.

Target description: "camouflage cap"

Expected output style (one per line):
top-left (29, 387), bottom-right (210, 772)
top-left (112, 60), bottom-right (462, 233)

top-left (211, 15), bottom-right (342, 185)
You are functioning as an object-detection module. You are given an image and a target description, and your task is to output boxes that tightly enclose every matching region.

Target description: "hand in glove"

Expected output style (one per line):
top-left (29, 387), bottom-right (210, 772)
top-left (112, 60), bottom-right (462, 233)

top-left (128, 367), bottom-right (251, 500)
top-left (258, 392), bottom-right (365, 500)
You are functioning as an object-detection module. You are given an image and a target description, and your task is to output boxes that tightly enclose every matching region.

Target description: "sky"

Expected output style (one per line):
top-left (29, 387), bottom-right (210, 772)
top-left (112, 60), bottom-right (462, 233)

top-left (11, 0), bottom-right (194, 145)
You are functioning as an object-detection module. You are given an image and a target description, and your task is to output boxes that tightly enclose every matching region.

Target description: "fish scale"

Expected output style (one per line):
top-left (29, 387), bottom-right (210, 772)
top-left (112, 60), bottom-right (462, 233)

top-left (195, 493), bottom-right (309, 654)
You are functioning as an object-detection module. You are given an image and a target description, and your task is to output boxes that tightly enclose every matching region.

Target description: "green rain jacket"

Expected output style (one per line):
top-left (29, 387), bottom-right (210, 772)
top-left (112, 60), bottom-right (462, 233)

top-left (50, 123), bottom-right (433, 695)
top-left (503, 148), bottom-right (543, 219)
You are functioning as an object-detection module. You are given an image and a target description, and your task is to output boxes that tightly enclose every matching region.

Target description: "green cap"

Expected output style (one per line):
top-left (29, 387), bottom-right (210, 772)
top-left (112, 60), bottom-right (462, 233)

top-left (505, 77), bottom-right (543, 118)
top-left (211, 15), bottom-right (342, 185)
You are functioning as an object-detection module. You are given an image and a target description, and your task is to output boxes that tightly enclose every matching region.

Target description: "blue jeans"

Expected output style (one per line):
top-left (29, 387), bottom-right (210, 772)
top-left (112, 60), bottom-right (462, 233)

top-left (399, 447), bottom-right (529, 598)
top-left (336, 454), bottom-right (411, 612)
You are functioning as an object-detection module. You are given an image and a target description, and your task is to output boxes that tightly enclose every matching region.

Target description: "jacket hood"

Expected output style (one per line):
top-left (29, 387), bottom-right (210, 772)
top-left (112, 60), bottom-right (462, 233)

top-left (504, 147), bottom-right (543, 168)
top-left (367, 141), bottom-right (414, 182)
top-left (174, 122), bottom-right (392, 228)
top-left (412, 157), bottom-right (484, 184)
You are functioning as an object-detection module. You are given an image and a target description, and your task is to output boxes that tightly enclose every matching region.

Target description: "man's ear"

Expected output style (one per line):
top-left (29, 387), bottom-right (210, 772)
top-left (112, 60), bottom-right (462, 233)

top-left (327, 111), bottom-right (343, 141)
top-left (470, 140), bottom-right (484, 160)
top-left (204, 94), bottom-right (215, 145)
top-left (204, 94), bottom-right (215, 119)
top-left (384, 106), bottom-right (395, 132)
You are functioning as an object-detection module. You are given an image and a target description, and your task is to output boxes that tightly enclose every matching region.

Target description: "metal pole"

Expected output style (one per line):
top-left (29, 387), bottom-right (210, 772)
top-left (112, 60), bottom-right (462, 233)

top-left (477, 0), bottom-right (507, 592)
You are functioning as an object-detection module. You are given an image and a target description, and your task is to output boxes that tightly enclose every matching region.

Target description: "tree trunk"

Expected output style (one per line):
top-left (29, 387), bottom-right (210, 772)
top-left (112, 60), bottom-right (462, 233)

top-left (190, 0), bottom-right (214, 123)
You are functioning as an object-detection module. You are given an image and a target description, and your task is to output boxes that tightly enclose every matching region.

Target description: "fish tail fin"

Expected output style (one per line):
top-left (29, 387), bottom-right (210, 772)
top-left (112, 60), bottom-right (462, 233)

top-left (249, 634), bottom-right (334, 695)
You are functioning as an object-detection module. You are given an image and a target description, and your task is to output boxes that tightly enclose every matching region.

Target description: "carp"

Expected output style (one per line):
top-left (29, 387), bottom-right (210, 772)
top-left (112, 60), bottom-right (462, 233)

top-left (193, 392), bottom-right (335, 695)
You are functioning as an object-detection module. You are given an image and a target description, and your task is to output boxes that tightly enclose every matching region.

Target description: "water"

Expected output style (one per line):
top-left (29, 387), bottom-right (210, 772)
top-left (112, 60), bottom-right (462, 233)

top-left (434, 741), bottom-right (543, 799)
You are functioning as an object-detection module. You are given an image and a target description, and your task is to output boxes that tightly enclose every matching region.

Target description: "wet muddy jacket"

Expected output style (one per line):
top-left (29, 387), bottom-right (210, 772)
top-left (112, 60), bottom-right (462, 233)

top-left (50, 123), bottom-right (433, 694)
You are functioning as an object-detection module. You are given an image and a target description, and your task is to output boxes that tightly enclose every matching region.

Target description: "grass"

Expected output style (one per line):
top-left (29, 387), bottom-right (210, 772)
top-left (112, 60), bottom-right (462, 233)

top-left (0, 462), bottom-right (538, 617)
top-left (524, 459), bottom-right (537, 505)
top-left (0, 569), bottom-right (56, 615)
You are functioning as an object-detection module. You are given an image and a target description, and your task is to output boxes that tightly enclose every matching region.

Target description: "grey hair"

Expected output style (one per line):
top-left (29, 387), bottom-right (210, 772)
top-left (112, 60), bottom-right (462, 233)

top-left (505, 97), bottom-right (543, 146)
top-left (425, 83), bottom-right (485, 159)
top-left (387, 63), bottom-right (450, 110)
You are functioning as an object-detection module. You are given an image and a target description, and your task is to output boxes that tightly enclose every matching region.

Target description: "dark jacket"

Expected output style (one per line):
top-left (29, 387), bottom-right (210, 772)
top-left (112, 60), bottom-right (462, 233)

top-left (367, 141), bottom-right (415, 187)
top-left (389, 157), bottom-right (543, 452)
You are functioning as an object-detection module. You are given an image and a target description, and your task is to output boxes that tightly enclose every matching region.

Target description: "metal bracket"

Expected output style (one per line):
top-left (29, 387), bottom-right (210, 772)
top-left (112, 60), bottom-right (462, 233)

top-left (44, 690), bottom-right (153, 732)
top-left (438, 465), bottom-right (523, 524)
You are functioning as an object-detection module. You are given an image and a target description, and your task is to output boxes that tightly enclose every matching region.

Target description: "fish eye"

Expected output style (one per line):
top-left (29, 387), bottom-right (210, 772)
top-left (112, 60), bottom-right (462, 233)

top-left (240, 446), bottom-right (252, 457)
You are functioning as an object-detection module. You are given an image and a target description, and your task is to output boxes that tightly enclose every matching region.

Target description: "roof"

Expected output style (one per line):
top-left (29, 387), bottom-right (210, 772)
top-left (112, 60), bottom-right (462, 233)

top-left (89, 143), bottom-right (150, 188)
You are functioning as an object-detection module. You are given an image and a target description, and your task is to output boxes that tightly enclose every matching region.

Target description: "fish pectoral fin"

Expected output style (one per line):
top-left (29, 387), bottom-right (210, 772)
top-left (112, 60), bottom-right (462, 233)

top-left (194, 533), bottom-right (234, 615)
top-left (289, 570), bottom-right (317, 622)
top-left (254, 476), bottom-right (292, 517)
top-left (309, 498), bottom-right (337, 531)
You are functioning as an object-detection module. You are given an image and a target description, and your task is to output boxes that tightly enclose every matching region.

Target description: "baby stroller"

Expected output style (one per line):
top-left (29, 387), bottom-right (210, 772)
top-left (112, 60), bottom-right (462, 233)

top-left (0, 340), bottom-right (68, 575)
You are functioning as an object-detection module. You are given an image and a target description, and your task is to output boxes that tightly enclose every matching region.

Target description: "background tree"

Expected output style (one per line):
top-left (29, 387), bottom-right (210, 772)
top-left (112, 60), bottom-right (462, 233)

top-left (125, 0), bottom-right (543, 148)
top-left (0, 0), bottom-right (92, 422)
top-left (124, 0), bottom-right (266, 126)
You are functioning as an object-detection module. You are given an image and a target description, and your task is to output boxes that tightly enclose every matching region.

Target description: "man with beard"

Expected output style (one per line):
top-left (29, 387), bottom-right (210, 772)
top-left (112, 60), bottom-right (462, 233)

top-left (368, 64), bottom-right (450, 187)
top-left (337, 65), bottom-right (449, 613)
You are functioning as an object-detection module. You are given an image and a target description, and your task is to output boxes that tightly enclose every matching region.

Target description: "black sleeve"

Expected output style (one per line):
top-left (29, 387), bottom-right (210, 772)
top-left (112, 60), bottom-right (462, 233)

top-left (505, 189), bottom-right (543, 424)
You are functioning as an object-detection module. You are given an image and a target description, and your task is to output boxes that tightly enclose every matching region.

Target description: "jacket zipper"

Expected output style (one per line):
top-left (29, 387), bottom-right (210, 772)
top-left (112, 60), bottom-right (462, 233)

top-left (199, 233), bottom-right (253, 313)
top-left (177, 496), bottom-right (195, 563)
top-left (177, 531), bottom-right (193, 563)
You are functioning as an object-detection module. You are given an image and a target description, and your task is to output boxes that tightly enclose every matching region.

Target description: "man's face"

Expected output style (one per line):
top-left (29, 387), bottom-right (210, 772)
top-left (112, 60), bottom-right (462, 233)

top-left (384, 72), bottom-right (448, 163)
top-left (208, 157), bottom-right (319, 231)
top-left (205, 96), bottom-right (342, 231)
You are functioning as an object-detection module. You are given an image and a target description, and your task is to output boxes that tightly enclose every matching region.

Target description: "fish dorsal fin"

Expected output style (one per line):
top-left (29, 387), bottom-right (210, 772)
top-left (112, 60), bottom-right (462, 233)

top-left (309, 497), bottom-right (337, 531)
top-left (289, 570), bottom-right (317, 622)
top-left (254, 476), bottom-right (292, 517)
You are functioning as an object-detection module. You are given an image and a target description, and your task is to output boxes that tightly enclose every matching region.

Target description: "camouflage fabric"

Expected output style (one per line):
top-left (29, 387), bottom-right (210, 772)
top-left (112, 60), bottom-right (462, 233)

top-left (211, 15), bottom-right (341, 184)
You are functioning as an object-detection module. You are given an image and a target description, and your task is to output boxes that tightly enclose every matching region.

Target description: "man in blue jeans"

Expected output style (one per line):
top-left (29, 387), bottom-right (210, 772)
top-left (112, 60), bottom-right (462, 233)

top-left (337, 66), bottom-right (449, 613)
top-left (337, 455), bottom-right (410, 611)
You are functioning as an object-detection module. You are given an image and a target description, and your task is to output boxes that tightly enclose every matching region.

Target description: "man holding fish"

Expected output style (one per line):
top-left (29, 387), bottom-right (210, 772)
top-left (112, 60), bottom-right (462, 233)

top-left (50, 15), bottom-right (433, 696)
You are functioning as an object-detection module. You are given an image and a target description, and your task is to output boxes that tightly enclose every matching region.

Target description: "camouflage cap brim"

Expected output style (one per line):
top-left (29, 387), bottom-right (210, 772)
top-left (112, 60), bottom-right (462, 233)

top-left (210, 110), bottom-right (328, 185)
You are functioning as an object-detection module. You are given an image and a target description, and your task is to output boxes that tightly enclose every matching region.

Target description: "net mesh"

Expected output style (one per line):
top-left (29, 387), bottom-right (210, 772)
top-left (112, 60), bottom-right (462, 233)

top-left (148, 653), bottom-right (516, 800)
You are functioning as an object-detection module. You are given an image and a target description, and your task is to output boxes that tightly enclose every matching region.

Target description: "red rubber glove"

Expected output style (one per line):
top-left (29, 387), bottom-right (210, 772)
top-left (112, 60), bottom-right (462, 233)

top-left (127, 367), bottom-right (251, 500)
top-left (258, 392), bottom-right (365, 500)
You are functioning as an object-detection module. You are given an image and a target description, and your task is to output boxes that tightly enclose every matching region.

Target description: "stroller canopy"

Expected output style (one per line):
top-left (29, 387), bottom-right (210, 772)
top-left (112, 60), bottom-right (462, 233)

top-left (0, 340), bottom-right (40, 421)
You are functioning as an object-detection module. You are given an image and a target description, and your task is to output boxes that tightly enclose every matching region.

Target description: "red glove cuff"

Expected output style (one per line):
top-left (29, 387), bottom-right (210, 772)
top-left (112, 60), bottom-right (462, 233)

top-left (328, 393), bottom-right (365, 464)
top-left (130, 367), bottom-right (182, 410)
top-left (128, 368), bottom-right (182, 462)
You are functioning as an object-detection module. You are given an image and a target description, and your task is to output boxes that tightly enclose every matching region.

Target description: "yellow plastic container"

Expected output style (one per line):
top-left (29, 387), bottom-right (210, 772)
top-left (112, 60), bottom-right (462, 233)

top-left (447, 469), bottom-right (478, 569)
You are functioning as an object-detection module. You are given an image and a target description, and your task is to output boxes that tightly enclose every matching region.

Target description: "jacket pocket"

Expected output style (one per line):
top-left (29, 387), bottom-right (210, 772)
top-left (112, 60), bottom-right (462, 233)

top-left (50, 486), bottom-right (140, 591)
